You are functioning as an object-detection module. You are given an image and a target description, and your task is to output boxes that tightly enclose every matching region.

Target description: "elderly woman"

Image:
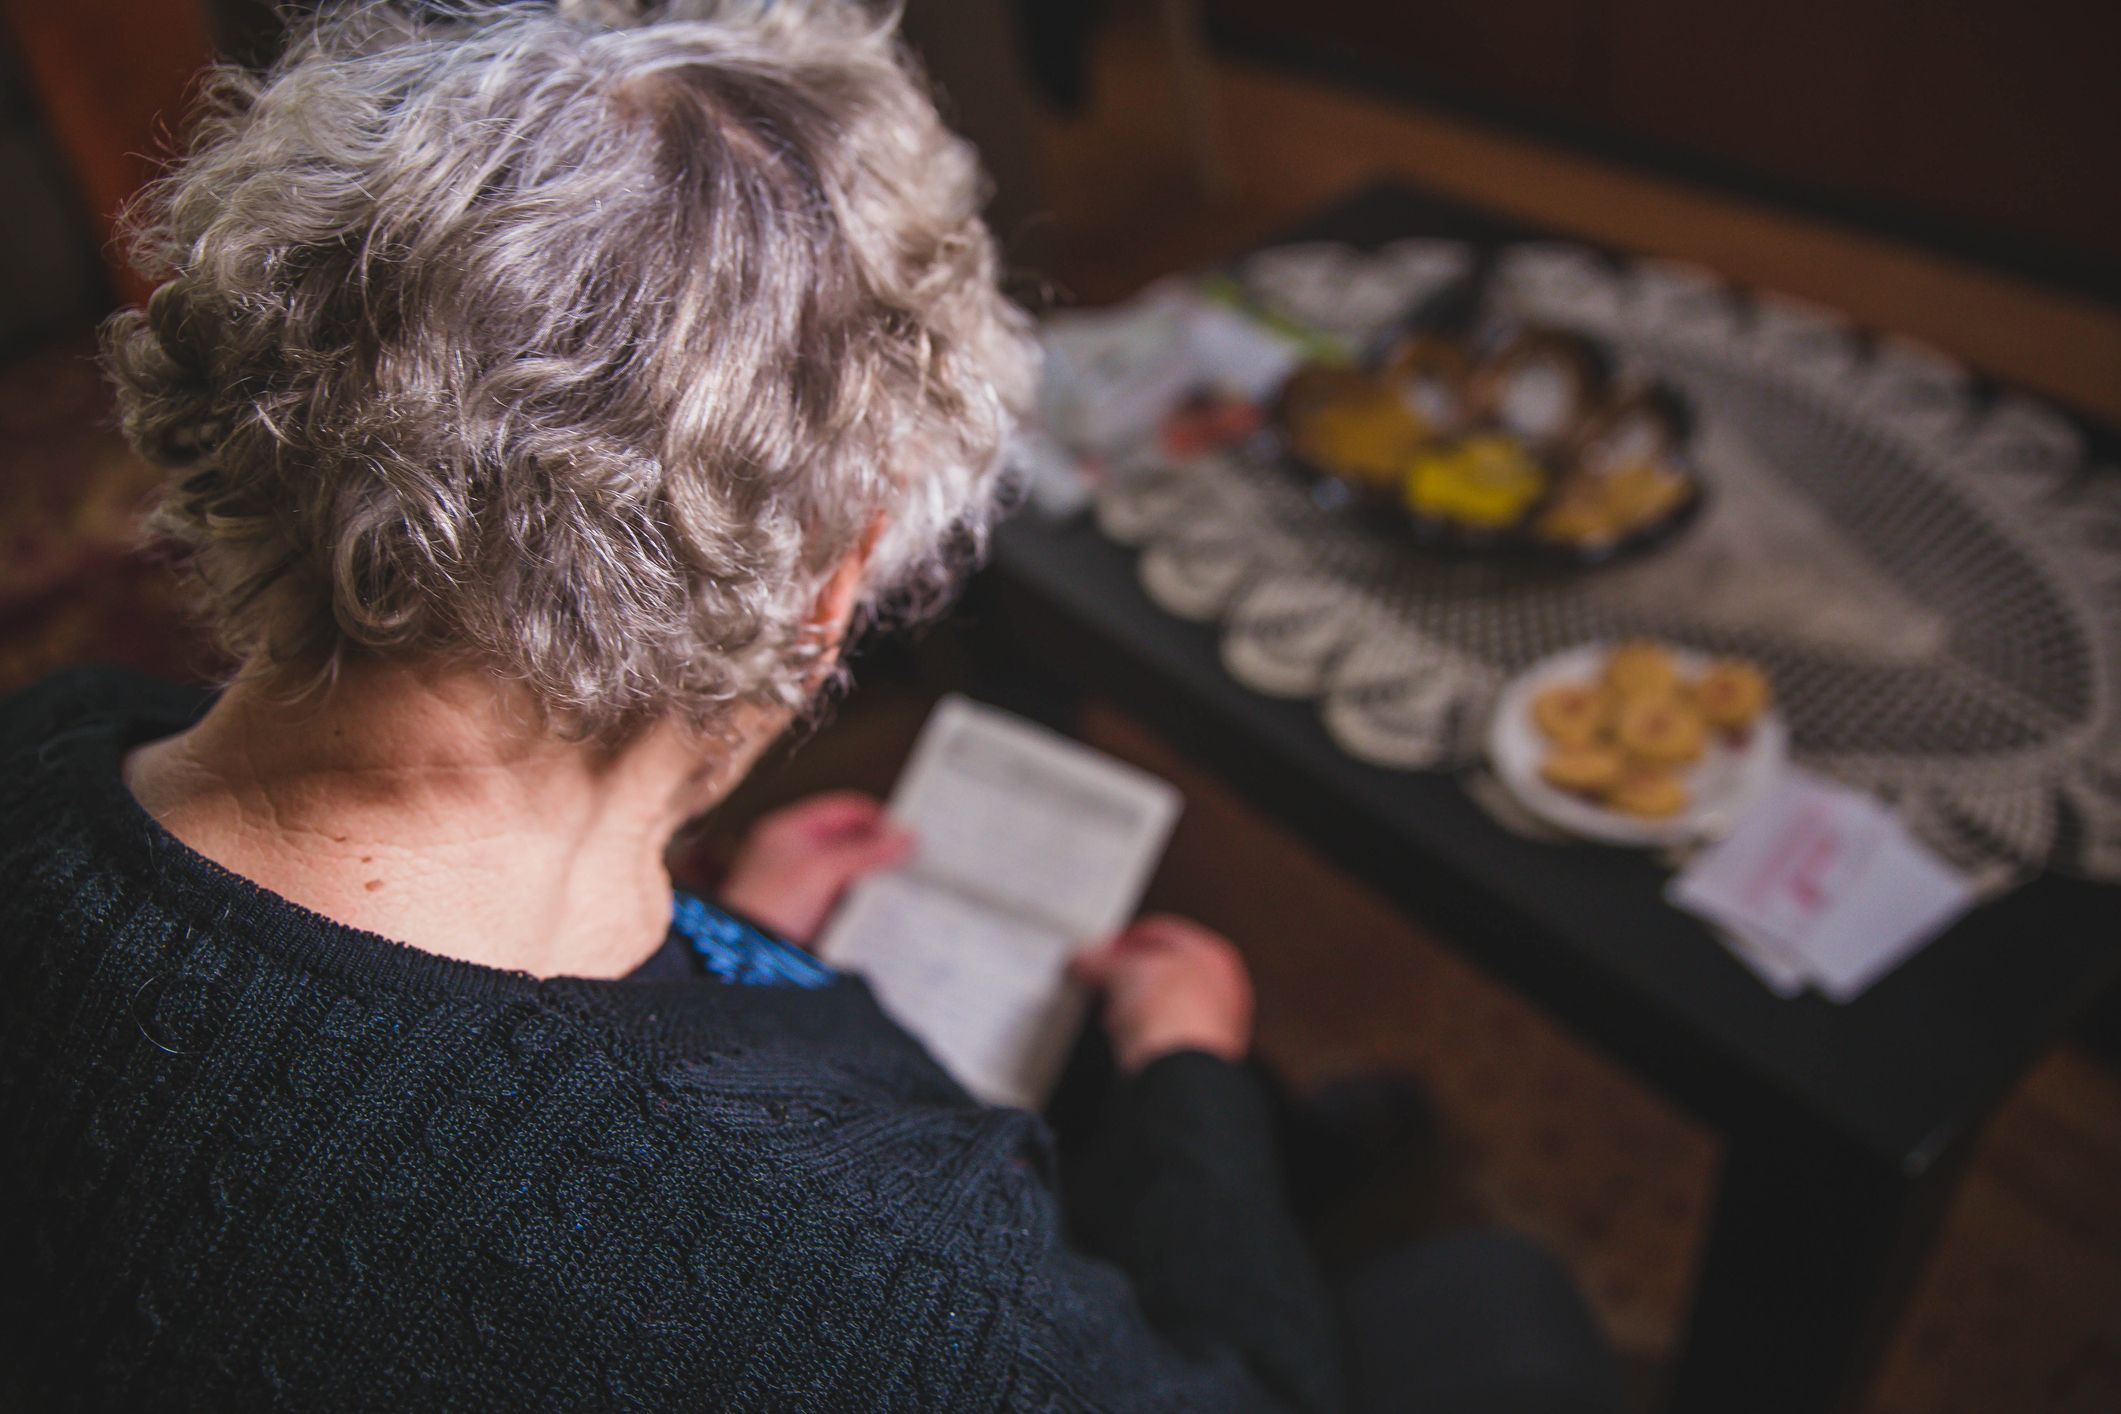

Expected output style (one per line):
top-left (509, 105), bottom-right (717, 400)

top-left (0, 3), bottom-right (1620, 1410)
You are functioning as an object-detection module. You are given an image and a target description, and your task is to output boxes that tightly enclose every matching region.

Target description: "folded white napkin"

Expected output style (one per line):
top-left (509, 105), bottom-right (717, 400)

top-left (1669, 772), bottom-right (1975, 1002)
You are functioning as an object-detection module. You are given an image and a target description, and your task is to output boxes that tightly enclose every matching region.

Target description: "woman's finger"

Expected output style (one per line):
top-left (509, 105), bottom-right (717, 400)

top-left (1069, 938), bottom-right (1125, 985)
top-left (833, 823), bottom-right (915, 873)
top-left (1112, 915), bottom-right (1199, 954)
top-left (777, 791), bottom-right (889, 837)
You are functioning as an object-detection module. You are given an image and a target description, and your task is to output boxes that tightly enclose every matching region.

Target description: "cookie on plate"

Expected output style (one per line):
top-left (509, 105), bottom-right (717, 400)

top-left (1531, 681), bottom-right (1615, 747)
top-left (1692, 659), bottom-right (1771, 730)
top-left (1615, 694), bottom-right (1707, 765)
top-left (1603, 641), bottom-right (1679, 700)
top-left (1604, 768), bottom-right (1690, 819)
top-left (1540, 743), bottom-right (1626, 793)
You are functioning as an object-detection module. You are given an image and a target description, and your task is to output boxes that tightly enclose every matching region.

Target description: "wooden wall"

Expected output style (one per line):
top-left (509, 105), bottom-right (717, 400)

top-left (1206, 0), bottom-right (2121, 291)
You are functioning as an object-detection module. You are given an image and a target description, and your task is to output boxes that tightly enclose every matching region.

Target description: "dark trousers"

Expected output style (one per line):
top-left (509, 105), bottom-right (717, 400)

top-left (1049, 1032), bottom-right (1624, 1414)
top-left (1337, 1229), bottom-right (1623, 1414)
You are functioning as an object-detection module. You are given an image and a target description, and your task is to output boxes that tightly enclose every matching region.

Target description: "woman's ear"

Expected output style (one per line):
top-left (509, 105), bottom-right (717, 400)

top-left (803, 514), bottom-right (889, 664)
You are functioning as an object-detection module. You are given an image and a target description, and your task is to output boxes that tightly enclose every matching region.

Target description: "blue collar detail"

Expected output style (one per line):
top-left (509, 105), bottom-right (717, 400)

top-left (668, 892), bottom-right (835, 988)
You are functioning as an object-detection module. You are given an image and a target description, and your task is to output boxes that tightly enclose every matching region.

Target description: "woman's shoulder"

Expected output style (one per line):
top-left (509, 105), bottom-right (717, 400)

top-left (0, 666), bottom-right (208, 872)
top-left (0, 670), bottom-right (1092, 1404)
top-left (1, 934), bottom-right (1068, 1407)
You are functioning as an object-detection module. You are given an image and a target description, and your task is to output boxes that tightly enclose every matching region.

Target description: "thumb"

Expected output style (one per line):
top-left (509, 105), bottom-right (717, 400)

top-left (800, 823), bottom-right (912, 888)
top-left (1069, 937), bottom-right (1125, 987)
top-left (840, 823), bottom-right (914, 872)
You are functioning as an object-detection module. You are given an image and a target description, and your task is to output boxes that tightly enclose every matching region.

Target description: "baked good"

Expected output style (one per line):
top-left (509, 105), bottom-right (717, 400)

top-left (1540, 743), bottom-right (1626, 792)
top-left (1615, 694), bottom-right (1707, 765)
top-left (1692, 659), bottom-right (1771, 730)
top-left (1604, 768), bottom-right (1690, 818)
top-left (1282, 365), bottom-right (1432, 489)
top-left (1603, 641), bottom-right (1679, 700)
top-left (1531, 681), bottom-right (1614, 747)
top-left (1402, 435), bottom-right (1549, 529)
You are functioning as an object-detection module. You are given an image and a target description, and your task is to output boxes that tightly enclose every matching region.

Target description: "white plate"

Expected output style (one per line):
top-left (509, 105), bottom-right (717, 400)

top-left (1488, 644), bottom-right (1787, 848)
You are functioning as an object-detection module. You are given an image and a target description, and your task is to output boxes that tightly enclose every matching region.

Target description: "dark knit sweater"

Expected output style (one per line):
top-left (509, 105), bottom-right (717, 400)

top-left (0, 669), bottom-right (1340, 1412)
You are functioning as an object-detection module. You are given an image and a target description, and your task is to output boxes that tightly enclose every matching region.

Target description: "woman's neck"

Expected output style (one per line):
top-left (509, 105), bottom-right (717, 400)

top-left (124, 660), bottom-right (766, 979)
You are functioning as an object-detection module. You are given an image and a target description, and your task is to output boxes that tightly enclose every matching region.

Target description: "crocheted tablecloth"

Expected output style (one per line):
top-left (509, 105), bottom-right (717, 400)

top-left (1089, 241), bottom-right (2121, 882)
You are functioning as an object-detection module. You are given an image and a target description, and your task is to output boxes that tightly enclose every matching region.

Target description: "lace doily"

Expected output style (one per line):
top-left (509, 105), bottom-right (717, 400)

top-left (1090, 242), bottom-right (2121, 882)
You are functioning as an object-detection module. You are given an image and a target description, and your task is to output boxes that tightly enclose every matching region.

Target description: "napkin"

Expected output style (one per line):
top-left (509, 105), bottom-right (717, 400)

top-left (1040, 281), bottom-right (1303, 456)
top-left (1668, 772), bottom-right (1976, 1002)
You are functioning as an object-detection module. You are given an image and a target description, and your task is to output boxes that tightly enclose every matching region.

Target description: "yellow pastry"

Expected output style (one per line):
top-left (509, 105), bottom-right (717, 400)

top-left (1402, 435), bottom-right (1549, 528)
top-left (1293, 387), bottom-right (1430, 488)
top-left (1692, 659), bottom-right (1771, 730)
top-left (1604, 768), bottom-right (1690, 819)
top-left (1603, 641), bottom-right (1678, 700)
top-left (1530, 681), bottom-right (1614, 747)
top-left (1615, 694), bottom-right (1707, 765)
top-left (1598, 461), bottom-right (1692, 528)
top-left (1532, 485), bottom-right (1621, 545)
top-left (1282, 365), bottom-right (1434, 490)
top-left (1540, 743), bottom-right (1626, 793)
top-left (1536, 461), bottom-right (1693, 545)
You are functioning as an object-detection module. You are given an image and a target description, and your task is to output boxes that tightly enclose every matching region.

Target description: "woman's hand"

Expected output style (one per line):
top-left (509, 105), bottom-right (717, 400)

top-left (1071, 915), bottom-right (1255, 1074)
top-left (718, 792), bottom-right (913, 948)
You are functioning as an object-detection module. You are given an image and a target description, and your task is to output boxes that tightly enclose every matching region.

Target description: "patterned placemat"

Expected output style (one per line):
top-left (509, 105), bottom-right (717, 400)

top-left (1089, 242), bottom-right (2121, 882)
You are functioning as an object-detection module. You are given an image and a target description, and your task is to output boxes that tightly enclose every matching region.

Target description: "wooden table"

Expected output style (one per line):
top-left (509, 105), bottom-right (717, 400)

top-left (969, 181), bottom-right (2121, 1414)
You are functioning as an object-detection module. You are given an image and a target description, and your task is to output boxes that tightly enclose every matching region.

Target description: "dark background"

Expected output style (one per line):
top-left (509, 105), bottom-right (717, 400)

top-left (1206, 0), bottom-right (2121, 298)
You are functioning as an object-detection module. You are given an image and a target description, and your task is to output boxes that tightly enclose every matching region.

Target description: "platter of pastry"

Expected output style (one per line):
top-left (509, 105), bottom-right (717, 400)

top-left (1274, 326), bottom-right (1704, 564)
top-left (1487, 641), bottom-right (1785, 847)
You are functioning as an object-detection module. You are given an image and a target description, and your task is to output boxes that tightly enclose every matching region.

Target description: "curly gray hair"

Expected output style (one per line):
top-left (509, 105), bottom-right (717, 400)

top-left (104, 0), bottom-right (1036, 738)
